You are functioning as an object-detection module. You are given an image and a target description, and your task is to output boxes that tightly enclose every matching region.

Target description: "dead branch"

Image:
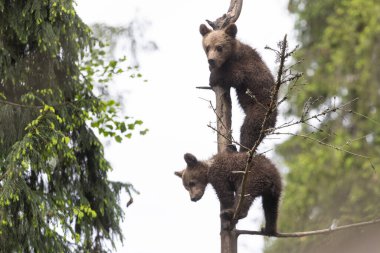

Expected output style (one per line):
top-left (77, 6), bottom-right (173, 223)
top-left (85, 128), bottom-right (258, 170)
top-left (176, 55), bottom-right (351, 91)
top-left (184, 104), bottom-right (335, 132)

top-left (200, 97), bottom-right (235, 144)
top-left (272, 132), bottom-right (372, 160)
top-left (196, 86), bottom-right (212, 90)
top-left (350, 110), bottom-right (380, 126)
top-left (232, 35), bottom-right (290, 224)
top-left (206, 0), bottom-right (243, 30)
top-left (207, 124), bottom-right (246, 151)
top-left (270, 97), bottom-right (359, 133)
top-left (236, 218), bottom-right (380, 238)
top-left (245, 89), bottom-right (268, 111)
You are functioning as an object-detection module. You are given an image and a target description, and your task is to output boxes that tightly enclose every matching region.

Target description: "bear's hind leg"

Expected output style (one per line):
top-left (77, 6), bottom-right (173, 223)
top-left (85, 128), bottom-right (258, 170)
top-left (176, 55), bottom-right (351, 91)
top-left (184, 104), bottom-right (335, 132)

top-left (233, 192), bottom-right (255, 220)
top-left (262, 193), bottom-right (280, 235)
top-left (239, 115), bottom-right (261, 152)
top-left (239, 106), bottom-right (277, 152)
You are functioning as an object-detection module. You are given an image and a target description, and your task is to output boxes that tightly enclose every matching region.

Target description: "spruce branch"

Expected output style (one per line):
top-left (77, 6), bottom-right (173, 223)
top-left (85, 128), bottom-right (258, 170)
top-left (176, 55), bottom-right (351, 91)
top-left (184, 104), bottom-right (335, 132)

top-left (0, 99), bottom-right (76, 109)
top-left (0, 99), bottom-right (43, 109)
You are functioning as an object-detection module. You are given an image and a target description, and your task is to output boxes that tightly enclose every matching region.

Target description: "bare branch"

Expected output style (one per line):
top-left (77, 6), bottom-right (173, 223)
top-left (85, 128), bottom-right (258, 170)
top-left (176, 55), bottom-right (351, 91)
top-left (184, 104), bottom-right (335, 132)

top-left (271, 132), bottom-right (372, 160)
top-left (206, 0), bottom-right (243, 30)
top-left (245, 89), bottom-right (268, 111)
top-left (232, 35), bottom-right (290, 223)
top-left (207, 124), bottom-right (244, 150)
top-left (201, 98), bottom-right (230, 134)
top-left (271, 97), bottom-right (359, 132)
top-left (196, 86), bottom-right (212, 90)
top-left (236, 218), bottom-right (380, 238)
top-left (350, 110), bottom-right (380, 126)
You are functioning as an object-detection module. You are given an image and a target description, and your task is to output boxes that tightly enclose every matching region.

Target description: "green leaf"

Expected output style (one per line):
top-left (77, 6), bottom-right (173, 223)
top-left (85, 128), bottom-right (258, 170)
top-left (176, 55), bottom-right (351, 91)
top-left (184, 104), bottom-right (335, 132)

top-left (109, 60), bottom-right (117, 68)
top-left (115, 135), bottom-right (122, 143)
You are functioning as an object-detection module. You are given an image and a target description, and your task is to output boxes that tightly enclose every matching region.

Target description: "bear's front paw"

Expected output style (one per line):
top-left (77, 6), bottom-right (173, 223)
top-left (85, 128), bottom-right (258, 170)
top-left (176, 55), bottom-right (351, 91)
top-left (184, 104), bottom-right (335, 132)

top-left (220, 208), bottom-right (234, 220)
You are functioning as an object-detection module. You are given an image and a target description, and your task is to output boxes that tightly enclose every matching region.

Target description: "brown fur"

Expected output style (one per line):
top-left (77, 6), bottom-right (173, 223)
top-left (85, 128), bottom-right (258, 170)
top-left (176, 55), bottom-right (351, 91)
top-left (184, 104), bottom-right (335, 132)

top-left (175, 150), bottom-right (282, 234)
top-left (200, 23), bottom-right (277, 151)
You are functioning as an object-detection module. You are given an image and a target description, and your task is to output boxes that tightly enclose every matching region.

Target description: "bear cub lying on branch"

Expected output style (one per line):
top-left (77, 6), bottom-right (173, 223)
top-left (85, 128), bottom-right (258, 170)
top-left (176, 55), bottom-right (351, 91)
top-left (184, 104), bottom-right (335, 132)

top-left (175, 146), bottom-right (282, 234)
top-left (200, 23), bottom-right (277, 151)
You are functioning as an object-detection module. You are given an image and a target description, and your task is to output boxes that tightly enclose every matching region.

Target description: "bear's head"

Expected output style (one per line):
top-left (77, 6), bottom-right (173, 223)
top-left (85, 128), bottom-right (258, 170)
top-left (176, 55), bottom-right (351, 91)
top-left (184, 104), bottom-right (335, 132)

top-left (174, 153), bottom-right (209, 202)
top-left (199, 23), bottom-right (238, 70)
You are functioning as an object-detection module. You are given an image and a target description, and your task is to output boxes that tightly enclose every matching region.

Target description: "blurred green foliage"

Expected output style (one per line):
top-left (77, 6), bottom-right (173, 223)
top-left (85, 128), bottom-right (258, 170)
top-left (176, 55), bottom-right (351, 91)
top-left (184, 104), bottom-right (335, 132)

top-left (265, 0), bottom-right (380, 252)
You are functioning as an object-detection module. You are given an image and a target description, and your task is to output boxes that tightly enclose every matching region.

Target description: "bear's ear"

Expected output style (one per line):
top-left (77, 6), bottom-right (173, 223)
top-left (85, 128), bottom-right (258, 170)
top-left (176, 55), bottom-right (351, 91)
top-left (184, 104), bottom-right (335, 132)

top-left (174, 170), bottom-right (184, 178)
top-left (199, 24), bottom-right (211, 37)
top-left (184, 153), bottom-right (198, 167)
top-left (225, 23), bottom-right (237, 38)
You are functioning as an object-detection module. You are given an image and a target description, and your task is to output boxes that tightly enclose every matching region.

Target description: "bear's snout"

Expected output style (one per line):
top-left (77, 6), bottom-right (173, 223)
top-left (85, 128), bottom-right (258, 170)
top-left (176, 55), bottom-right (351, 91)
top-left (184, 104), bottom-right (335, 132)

top-left (191, 196), bottom-right (201, 202)
top-left (189, 188), bottom-right (204, 202)
top-left (208, 59), bottom-right (216, 68)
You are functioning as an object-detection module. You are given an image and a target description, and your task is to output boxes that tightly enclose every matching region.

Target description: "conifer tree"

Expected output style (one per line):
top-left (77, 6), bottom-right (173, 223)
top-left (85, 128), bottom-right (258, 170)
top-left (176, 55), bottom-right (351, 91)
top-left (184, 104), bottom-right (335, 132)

top-left (0, 1), bottom-right (143, 251)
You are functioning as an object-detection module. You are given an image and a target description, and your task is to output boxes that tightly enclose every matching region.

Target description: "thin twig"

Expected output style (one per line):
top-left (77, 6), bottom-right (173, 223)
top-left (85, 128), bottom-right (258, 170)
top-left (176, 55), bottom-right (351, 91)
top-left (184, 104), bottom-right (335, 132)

top-left (208, 124), bottom-right (245, 150)
top-left (271, 98), bottom-right (358, 132)
top-left (196, 86), bottom-right (213, 90)
top-left (236, 218), bottom-right (380, 237)
top-left (0, 99), bottom-right (78, 109)
top-left (246, 89), bottom-right (268, 111)
top-left (350, 110), bottom-right (380, 126)
top-left (200, 97), bottom-right (237, 146)
top-left (272, 132), bottom-right (371, 160)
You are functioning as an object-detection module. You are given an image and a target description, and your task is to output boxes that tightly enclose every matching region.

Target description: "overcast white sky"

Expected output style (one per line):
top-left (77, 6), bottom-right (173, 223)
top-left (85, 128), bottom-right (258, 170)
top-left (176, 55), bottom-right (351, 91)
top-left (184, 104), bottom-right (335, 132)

top-left (76, 1), bottom-right (295, 252)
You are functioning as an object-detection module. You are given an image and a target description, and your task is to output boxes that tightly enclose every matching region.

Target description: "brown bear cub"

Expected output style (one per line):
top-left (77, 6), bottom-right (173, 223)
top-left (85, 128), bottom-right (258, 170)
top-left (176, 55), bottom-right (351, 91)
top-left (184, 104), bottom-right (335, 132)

top-left (200, 23), bottom-right (277, 151)
top-left (175, 147), bottom-right (282, 235)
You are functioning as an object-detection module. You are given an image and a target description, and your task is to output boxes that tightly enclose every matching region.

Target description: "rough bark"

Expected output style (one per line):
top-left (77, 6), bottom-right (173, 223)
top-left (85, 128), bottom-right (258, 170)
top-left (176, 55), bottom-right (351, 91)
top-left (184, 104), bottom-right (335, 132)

top-left (213, 86), bottom-right (232, 153)
top-left (206, 1), bottom-right (243, 252)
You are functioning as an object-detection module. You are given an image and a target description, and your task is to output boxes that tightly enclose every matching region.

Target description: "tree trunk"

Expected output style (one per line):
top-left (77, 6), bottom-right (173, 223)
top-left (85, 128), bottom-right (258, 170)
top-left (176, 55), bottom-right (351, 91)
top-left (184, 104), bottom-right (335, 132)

top-left (205, 1), bottom-right (243, 252)
top-left (213, 86), bottom-right (232, 153)
top-left (221, 230), bottom-right (238, 253)
top-left (213, 86), bottom-right (237, 253)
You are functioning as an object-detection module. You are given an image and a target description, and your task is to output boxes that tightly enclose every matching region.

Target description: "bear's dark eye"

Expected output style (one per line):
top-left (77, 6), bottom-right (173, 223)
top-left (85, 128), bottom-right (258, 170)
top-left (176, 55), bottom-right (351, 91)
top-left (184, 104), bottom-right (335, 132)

top-left (216, 45), bottom-right (223, 52)
top-left (206, 46), bottom-right (210, 53)
top-left (188, 181), bottom-right (196, 187)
